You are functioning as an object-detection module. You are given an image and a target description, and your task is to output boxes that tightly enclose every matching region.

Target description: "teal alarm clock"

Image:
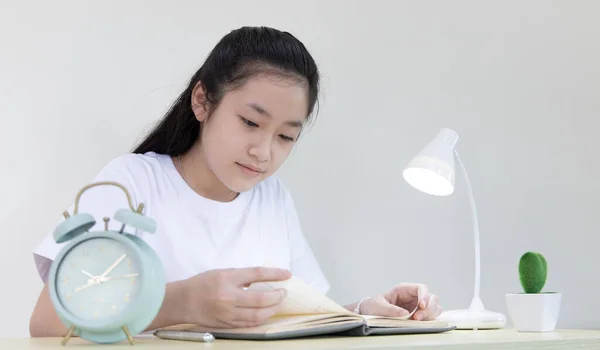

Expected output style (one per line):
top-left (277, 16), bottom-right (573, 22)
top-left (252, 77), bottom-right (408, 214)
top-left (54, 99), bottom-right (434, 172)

top-left (48, 181), bottom-right (165, 346)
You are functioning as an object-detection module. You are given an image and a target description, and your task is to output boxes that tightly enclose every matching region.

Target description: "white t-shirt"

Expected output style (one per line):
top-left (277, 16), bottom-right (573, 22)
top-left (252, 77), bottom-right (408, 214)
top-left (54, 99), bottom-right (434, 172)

top-left (32, 152), bottom-right (329, 294)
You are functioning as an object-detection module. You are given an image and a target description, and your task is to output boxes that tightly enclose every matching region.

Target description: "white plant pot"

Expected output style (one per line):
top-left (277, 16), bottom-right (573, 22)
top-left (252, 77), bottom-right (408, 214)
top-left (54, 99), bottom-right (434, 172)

top-left (505, 292), bottom-right (561, 332)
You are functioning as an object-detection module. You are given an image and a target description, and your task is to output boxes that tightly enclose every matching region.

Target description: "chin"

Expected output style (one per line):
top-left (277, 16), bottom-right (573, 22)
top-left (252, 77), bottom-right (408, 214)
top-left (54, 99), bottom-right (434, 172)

top-left (225, 176), bottom-right (263, 193)
top-left (215, 163), bottom-right (269, 193)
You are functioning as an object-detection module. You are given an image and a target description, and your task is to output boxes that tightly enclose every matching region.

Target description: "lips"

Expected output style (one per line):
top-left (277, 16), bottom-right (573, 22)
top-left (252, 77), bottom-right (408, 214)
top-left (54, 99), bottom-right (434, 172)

top-left (236, 162), bottom-right (265, 174)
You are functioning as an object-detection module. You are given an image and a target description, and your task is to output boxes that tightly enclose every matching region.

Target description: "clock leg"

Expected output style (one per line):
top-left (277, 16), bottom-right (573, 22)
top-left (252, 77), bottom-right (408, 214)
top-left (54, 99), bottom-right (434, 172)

top-left (61, 325), bottom-right (76, 346)
top-left (122, 325), bottom-right (134, 345)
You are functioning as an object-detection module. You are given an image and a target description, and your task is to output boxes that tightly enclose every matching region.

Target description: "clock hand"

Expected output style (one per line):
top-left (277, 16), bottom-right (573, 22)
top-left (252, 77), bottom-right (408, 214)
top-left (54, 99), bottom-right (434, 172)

top-left (100, 273), bottom-right (139, 282)
top-left (75, 278), bottom-right (99, 292)
top-left (75, 272), bottom-right (139, 292)
top-left (100, 254), bottom-right (127, 278)
top-left (81, 270), bottom-right (95, 278)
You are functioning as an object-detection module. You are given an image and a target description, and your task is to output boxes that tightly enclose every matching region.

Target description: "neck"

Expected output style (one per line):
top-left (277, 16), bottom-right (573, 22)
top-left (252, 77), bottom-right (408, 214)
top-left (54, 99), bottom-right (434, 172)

top-left (175, 141), bottom-right (238, 202)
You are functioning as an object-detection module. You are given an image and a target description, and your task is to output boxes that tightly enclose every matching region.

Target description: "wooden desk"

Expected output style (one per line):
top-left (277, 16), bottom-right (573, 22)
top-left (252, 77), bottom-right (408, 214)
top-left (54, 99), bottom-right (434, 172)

top-left (6, 329), bottom-right (600, 349)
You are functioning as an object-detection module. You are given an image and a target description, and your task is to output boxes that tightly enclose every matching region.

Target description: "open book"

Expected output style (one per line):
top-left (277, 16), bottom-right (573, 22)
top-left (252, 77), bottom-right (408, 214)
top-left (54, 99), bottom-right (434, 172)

top-left (154, 276), bottom-right (455, 341)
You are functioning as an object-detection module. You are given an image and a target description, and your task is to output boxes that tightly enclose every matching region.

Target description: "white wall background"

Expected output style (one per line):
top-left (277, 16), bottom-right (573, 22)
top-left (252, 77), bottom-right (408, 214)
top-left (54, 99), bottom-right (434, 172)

top-left (1, 0), bottom-right (599, 338)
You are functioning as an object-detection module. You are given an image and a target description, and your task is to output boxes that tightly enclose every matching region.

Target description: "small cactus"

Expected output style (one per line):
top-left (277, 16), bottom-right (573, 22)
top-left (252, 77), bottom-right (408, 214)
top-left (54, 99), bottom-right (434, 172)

top-left (519, 252), bottom-right (547, 293)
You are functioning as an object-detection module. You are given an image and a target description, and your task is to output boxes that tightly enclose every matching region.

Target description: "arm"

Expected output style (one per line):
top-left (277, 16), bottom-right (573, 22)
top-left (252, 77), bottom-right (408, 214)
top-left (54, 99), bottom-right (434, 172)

top-left (29, 284), bottom-right (67, 337)
top-left (29, 280), bottom-right (190, 337)
top-left (30, 267), bottom-right (291, 337)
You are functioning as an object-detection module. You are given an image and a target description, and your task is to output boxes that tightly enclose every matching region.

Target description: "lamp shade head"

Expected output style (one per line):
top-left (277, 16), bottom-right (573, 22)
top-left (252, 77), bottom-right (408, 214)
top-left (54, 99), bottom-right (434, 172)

top-left (403, 128), bottom-right (459, 196)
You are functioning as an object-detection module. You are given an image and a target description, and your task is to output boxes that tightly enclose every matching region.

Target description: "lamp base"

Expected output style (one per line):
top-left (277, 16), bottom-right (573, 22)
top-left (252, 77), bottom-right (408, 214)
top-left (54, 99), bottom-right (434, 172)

top-left (437, 309), bottom-right (506, 329)
top-left (436, 297), bottom-right (507, 330)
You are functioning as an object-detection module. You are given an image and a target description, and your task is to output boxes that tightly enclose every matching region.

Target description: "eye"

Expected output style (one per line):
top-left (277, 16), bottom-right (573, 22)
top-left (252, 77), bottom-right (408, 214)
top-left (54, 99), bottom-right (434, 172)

top-left (279, 134), bottom-right (295, 142)
top-left (240, 116), bottom-right (258, 128)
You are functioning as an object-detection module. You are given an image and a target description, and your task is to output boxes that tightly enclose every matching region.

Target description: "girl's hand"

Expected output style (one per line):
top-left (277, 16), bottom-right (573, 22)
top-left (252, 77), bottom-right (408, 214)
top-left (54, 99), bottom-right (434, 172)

top-left (182, 267), bottom-right (291, 328)
top-left (358, 283), bottom-right (442, 321)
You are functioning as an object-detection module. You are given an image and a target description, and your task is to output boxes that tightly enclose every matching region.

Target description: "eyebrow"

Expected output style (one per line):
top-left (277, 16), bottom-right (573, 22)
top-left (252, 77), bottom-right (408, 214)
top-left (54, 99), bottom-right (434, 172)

top-left (247, 102), bottom-right (303, 128)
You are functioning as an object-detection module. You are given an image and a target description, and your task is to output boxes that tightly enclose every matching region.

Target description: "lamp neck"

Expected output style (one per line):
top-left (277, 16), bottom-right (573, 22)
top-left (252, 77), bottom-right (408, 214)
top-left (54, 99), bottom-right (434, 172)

top-left (454, 150), bottom-right (482, 302)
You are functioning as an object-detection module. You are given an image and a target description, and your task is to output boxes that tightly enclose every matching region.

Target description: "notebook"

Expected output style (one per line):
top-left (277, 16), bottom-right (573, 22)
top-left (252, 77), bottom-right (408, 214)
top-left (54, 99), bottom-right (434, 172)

top-left (154, 276), bottom-right (455, 341)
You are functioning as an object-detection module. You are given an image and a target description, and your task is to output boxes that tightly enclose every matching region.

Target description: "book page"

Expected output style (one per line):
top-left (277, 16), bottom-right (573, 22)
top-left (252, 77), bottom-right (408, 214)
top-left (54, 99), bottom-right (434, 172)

top-left (265, 314), bottom-right (359, 327)
top-left (363, 316), bottom-right (448, 328)
top-left (248, 276), bottom-right (353, 316)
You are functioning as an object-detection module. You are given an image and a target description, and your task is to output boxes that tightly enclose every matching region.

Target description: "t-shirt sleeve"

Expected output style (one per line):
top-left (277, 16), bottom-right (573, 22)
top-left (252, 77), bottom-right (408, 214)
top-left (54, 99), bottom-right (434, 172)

top-left (283, 187), bottom-right (330, 295)
top-left (32, 158), bottom-right (141, 284)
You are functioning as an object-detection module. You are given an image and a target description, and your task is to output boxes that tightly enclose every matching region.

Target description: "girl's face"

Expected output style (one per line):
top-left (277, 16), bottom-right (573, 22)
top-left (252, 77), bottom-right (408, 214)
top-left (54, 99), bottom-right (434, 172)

top-left (193, 75), bottom-right (309, 193)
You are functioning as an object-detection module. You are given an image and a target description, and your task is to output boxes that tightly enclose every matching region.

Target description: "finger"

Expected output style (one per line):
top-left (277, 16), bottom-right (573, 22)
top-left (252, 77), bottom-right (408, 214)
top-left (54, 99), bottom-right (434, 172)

top-left (235, 288), bottom-right (287, 308)
top-left (233, 267), bottom-right (292, 286)
top-left (415, 294), bottom-right (439, 320)
top-left (417, 302), bottom-right (442, 321)
top-left (426, 294), bottom-right (439, 315)
top-left (232, 303), bottom-right (282, 326)
top-left (433, 304), bottom-right (443, 319)
top-left (363, 297), bottom-right (410, 317)
top-left (410, 284), bottom-right (430, 309)
top-left (389, 283), bottom-right (429, 305)
top-left (418, 285), bottom-right (429, 308)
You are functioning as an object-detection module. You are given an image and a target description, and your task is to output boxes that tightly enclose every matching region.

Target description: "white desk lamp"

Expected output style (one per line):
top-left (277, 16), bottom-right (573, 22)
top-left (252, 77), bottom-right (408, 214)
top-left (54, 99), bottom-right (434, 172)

top-left (402, 128), bottom-right (506, 330)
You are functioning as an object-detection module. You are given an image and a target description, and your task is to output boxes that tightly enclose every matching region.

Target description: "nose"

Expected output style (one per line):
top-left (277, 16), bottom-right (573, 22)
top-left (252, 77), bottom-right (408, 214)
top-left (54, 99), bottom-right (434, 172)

top-left (248, 137), bottom-right (271, 163)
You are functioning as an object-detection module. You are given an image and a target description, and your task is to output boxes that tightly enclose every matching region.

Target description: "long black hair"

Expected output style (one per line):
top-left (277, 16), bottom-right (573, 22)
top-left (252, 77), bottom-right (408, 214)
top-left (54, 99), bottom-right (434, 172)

top-left (132, 26), bottom-right (320, 155)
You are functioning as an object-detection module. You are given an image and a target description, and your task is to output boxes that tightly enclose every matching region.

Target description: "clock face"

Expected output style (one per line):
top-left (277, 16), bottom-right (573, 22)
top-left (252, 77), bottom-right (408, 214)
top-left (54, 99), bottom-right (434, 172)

top-left (55, 237), bottom-right (142, 322)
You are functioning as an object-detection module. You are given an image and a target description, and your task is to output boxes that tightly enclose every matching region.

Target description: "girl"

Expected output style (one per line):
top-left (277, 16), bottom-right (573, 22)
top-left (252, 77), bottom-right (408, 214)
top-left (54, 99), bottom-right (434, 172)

top-left (29, 26), bottom-right (441, 337)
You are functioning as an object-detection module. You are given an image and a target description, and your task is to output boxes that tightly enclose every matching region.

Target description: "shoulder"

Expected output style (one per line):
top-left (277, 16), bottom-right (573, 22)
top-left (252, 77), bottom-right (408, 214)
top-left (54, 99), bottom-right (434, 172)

top-left (97, 152), bottom-right (168, 179)
top-left (88, 151), bottom-right (173, 204)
